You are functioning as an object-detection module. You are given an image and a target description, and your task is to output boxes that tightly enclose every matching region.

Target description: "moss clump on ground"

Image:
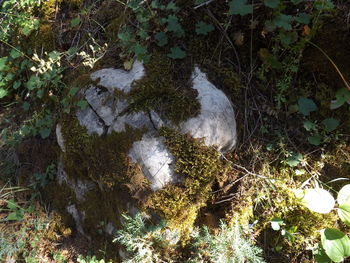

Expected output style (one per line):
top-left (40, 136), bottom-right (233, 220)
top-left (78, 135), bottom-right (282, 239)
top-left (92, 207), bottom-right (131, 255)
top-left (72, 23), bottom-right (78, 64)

top-left (228, 167), bottom-right (337, 256)
top-left (144, 127), bottom-right (227, 238)
top-left (128, 53), bottom-right (200, 125)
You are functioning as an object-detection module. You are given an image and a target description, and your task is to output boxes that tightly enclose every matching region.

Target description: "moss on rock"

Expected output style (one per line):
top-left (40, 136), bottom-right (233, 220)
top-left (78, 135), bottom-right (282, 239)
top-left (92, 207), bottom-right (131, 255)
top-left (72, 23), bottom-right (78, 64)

top-left (128, 53), bottom-right (200, 125)
top-left (144, 127), bottom-right (227, 238)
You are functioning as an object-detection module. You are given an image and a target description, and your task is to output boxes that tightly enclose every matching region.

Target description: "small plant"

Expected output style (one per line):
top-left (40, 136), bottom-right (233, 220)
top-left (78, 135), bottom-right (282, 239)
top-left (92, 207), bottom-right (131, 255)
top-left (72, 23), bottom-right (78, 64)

top-left (190, 222), bottom-right (266, 263)
top-left (77, 255), bottom-right (111, 263)
top-left (295, 184), bottom-right (350, 262)
top-left (114, 213), bottom-right (265, 263)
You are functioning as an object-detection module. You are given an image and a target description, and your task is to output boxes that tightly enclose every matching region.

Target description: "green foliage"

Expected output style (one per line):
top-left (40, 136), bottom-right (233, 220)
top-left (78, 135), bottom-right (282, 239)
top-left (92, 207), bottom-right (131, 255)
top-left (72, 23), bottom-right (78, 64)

top-left (191, 222), bottom-right (266, 263)
top-left (298, 97), bottom-right (318, 116)
top-left (167, 46), bottom-right (187, 59)
top-left (114, 213), bottom-right (265, 263)
top-left (195, 21), bottom-right (215, 35)
top-left (77, 255), bottom-right (110, 263)
top-left (30, 164), bottom-right (56, 190)
top-left (297, 184), bottom-right (350, 262)
top-left (228, 0), bottom-right (253, 16)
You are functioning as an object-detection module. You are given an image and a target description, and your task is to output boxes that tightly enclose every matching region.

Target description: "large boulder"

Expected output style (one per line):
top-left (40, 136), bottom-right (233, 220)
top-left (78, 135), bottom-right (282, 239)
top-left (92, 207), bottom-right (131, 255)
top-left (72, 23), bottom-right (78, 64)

top-left (55, 60), bottom-right (237, 242)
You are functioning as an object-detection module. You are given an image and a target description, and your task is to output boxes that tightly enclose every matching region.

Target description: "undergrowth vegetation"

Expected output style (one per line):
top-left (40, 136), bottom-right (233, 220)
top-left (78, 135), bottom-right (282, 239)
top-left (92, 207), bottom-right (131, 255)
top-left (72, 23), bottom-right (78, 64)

top-left (0, 0), bottom-right (350, 262)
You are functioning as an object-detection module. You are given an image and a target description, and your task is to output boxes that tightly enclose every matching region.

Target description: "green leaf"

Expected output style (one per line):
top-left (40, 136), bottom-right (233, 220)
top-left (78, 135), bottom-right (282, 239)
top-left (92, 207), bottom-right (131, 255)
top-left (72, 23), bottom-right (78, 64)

top-left (13, 81), bottom-right (21, 90)
top-left (286, 152), bottom-right (303, 167)
top-left (0, 57), bottom-right (8, 70)
top-left (26, 75), bottom-right (41, 90)
top-left (308, 135), bottom-right (322, 146)
top-left (69, 87), bottom-right (79, 97)
top-left (133, 43), bottom-right (148, 59)
top-left (298, 97), bottom-right (318, 116)
top-left (295, 13), bottom-right (311, 24)
top-left (166, 15), bottom-right (185, 38)
top-left (195, 21), bottom-right (215, 35)
top-left (166, 2), bottom-right (179, 11)
top-left (303, 121), bottom-right (317, 131)
top-left (264, 0), bottom-right (280, 8)
top-left (67, 47), bottom-right (78, 56)
top-left (315, 247), bottom-right (332, 263)
top-left (7, 199), bottom-right (17, 210)
top-left (228, 0), bottom-right (253, 16)
top-left (273, 14), bottom-right (294, 30)
top-left (6, 212), bottom-right (22, 221)
top-left (167, 46), bottom-right (187, 59)
top-left (0, 88), bottom-right (8, 99)
top-left (331, 88), bottom-right (350, 109)
top-left (195, 0), bottom-right (207, 4)
top-left (338, 204), bottom-right (350, 227)
top-left (10, 49), bottom-right (21, 59)
top-left (321, 228), bottom-right (350, 262)
top-left (77, 100), bottom-right (88, 109)
top-left (322, 118), bottom-right (339, 132)
top-left (155, 32), bottom-right (168, 47)
top-left (337, 185), bottom-right (350, 206)
top-left (70, 17), bottom-right (81, 27)
top-left (291, 0), bottom-right (303, 4)
top-left (279, 31), bottom-right (297, 46)
top-left (39, 128), bottom-right (51, 139)
top-left (22, 102), bottom-right (30, 111)
top-left (315, 0), bottom-right (334, 10)
top-left (299, 188), bottom-right (335, 214)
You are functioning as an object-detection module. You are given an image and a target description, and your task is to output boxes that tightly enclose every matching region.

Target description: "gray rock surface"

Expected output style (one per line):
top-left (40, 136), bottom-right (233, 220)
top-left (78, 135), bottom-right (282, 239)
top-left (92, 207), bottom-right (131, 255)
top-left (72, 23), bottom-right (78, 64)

top-left (180, 67), bottom-right (237, 152)
top-left (128, 134), bottom-right (179, 191)
top-left (66, 62), bottom-right (237, 192)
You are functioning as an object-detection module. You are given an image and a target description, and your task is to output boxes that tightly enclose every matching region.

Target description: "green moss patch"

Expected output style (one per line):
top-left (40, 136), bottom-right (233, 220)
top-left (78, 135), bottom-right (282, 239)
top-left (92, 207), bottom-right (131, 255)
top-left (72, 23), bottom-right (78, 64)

top-left (144, 127), bottom-right (227, 237)
top-left (128, 53), bottom-right (200, 125)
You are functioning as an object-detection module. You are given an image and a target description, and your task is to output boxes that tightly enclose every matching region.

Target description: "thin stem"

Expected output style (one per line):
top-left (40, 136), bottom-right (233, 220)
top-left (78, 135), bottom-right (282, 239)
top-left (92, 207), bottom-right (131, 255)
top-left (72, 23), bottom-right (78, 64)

top-left (307, 40), bottom-right (350, 92)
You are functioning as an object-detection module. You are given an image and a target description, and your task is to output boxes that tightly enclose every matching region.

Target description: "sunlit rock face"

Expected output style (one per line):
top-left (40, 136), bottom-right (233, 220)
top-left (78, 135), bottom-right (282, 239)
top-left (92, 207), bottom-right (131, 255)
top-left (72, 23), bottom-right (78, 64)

top-left (56, 61), bottom-right (237, 239)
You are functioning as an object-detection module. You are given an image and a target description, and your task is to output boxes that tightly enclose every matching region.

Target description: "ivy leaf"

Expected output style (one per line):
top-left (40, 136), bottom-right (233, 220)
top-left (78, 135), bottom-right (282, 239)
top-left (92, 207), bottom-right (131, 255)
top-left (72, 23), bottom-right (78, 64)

top-left (0, 88), bottom-right (8, 99)
top-left (228, 0), bottom-right (253, 16)
top-left (321, 118), bottom-right (339, 132)
top-left (273, 14), bottom-right (294, 30)
top-left (295, 13), bottom-right (311, 24)
top-left (195, 21), bottom-right (215, 35)
top-left (308, 135), bottom-right (322, 146)
top-left (155, 32), bottom-right (168, 47)
top-left (167, 46), bottom-right (186, 59)
top-left (298, 97), bottom-right (318, 116)
top-left (321, 228), bottom-right (350, 262)
top-left (264, 0), bottom-right (280, 8)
